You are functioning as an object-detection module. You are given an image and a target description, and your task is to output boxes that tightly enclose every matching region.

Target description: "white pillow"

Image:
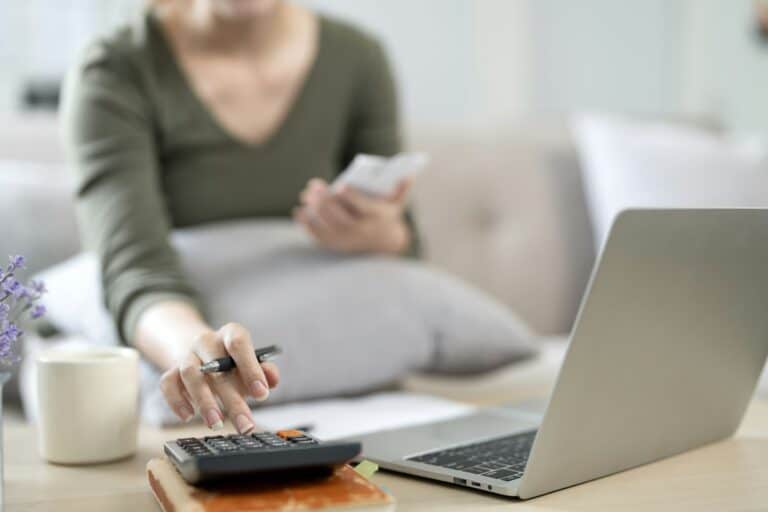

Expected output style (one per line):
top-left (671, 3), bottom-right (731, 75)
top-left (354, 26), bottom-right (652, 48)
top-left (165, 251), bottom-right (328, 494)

top-left (573, 114), bottom-right (768, 250)
top-left (35, 220), bottom-right (536, 425)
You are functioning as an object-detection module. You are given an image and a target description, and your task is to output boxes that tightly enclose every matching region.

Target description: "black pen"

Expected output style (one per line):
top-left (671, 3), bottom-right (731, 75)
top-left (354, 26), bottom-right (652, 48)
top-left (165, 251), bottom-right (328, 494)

top-left (200, 345), bottom-right (282, 374)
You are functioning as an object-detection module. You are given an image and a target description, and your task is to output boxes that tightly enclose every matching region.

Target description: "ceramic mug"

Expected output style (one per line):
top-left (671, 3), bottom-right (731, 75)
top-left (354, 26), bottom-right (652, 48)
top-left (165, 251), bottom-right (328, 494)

top-left (36, 346), bottom-right (139, 464)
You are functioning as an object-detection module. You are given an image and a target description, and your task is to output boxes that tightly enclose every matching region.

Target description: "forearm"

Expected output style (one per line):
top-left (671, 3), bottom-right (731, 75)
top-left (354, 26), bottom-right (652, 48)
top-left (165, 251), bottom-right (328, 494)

top-left (133, 300), bottom-right (213, 371)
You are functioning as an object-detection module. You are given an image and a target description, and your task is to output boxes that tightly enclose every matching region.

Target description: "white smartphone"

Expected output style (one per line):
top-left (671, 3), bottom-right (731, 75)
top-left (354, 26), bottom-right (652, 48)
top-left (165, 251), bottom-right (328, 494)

top-left (332, 152), bottom-right (429, 197)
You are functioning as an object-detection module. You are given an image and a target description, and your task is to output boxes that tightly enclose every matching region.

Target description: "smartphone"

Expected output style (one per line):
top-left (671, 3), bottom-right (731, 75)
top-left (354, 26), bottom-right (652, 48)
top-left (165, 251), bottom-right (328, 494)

top-left (332, 152), bottom-right (429, 197)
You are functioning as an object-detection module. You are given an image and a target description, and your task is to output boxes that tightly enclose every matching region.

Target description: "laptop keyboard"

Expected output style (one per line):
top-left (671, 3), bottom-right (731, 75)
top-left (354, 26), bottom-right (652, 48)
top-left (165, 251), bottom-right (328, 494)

top-left (407, 429), bottom-right (537, 482)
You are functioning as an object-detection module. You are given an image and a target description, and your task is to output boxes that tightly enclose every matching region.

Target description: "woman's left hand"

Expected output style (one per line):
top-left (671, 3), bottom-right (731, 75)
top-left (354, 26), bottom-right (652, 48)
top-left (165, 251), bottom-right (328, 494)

top-left (294, 178), bottom-right (411, 254)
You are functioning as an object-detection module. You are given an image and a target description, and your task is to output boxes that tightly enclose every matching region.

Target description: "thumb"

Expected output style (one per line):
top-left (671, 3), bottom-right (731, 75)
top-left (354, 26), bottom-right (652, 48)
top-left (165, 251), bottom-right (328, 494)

top-left (389, 178), bottom-right (413, 203)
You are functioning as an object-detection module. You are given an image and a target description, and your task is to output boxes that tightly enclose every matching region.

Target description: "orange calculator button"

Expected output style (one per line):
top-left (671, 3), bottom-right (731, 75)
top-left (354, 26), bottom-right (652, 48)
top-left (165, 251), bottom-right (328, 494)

top-left (276, 430), bottom-right (305, 439)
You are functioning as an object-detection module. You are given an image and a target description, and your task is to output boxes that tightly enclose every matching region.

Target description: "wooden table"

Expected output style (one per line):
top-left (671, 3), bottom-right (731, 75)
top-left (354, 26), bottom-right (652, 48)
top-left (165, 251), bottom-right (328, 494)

top-left (4, 397), bottom-right (768, 511)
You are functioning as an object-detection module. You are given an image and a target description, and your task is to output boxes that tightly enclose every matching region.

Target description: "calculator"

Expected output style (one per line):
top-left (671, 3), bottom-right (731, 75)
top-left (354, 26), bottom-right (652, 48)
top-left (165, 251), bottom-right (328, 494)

top-left (164, 430), bottom-right (362, 484)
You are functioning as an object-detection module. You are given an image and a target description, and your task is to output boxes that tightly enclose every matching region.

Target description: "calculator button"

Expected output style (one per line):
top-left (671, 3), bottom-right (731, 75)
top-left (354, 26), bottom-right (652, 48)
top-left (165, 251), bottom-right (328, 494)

top-left (234, 438), bottom-right (262, 447)
top-left (276, 430), bottom-right (306, 439)
top-left (208, 441), bottom-right (238, 451)
top-left (177, 441), bottom-right (212, 456)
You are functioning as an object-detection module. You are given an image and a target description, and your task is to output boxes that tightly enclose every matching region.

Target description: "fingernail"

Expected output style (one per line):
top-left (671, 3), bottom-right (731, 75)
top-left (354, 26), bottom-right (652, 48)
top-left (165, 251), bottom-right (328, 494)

top-left (179, 405), bottom-right (194, 422)
top-left (206, 409), bottom-right (223, 431)
top-left (235, 413), bottom-right (255, 434)
top-left (251, 380), bottom-right (269, 401)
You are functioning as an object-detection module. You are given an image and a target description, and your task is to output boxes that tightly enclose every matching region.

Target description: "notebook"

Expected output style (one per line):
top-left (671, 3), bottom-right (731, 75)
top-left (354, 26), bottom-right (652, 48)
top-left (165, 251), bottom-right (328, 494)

top-left (147, 457), bottom-right (395, 512)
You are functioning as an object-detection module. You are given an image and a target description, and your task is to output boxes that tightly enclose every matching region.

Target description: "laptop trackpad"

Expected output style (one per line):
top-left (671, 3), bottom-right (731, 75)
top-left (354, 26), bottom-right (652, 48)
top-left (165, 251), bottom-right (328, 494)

top-left (351, 410), bottom-right (539, 460)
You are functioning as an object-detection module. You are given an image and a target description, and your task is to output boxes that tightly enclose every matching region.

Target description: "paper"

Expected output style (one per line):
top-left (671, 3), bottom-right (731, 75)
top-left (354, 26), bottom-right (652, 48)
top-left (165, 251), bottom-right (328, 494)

top-left (250, 391), bottom-right (475, 440)
top-left (333, 152), bottom-right (429, 197)
top-left (354, 460), bottom-right (380, 479)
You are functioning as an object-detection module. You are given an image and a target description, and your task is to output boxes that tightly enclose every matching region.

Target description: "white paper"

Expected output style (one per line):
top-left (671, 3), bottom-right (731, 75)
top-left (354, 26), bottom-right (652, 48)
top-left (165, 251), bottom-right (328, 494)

top-left (251, 391), bottom-right (475, 440)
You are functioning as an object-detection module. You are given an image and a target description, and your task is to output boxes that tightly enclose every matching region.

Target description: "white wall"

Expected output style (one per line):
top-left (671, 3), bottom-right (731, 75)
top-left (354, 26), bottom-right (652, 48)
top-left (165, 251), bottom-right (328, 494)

top-left (0, 0), bottom-right (137, 112)
top-left (303, 0), bottom-right (532, 129)
top-left (681, 0), bottom-right (768, 133)
top-left (528, 0), bottom-right (685, 117)
top-left (305, 0), bottom-right (692, 126)
top-left (0, 0), bottom-right (765, 133)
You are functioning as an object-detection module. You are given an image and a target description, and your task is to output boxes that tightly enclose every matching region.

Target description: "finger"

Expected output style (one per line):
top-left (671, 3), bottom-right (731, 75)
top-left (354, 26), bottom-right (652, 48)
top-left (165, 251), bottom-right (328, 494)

top-left (179, 352), bottom-right (224, 430)
top-left (293, 205), bottom-right (307, 224)
top-left (261, 362), bottom-right (280, 389)
top-left (218, 323), bottom-right (269, 401)
top-left (296, 205), bottom-right (335, 243)
top-left (160, 368), bottom-right (194, 422)
top-left (316, 197), bottom-right (356, 229)
top-left (305, 183), bottom-right (332, 208)
top-left (389, 178), bottom-right (413, 203)
top-left (299, 186), bottom-right (311, 205)
top-left (300, 184), bottom-right (321, 206)
top-left (309, 177), bottom-right (328, 190)
top-left (338, 185), bottom-right (380, 216)
top-left (207, 373), bottom-right (256, 434)
top-left (294, 207), bottom-right (317, 234)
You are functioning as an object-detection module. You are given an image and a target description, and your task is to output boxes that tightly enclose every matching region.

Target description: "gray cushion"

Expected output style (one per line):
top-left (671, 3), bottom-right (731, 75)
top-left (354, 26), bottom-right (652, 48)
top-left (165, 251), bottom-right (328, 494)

top-left (0, 160), bottom-right (80, 275)
top-left (36, 220), bottom-right (536, 425)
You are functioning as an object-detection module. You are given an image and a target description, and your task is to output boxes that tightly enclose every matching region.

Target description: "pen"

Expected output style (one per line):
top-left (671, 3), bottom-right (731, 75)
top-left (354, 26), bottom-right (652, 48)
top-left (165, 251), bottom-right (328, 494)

top-left (200, 345), bottom-right (282, 374)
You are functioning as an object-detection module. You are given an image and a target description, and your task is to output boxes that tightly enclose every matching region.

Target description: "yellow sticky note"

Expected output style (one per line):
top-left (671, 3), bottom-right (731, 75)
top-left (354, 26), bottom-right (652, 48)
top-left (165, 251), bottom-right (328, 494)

top-left (354, 460), bottom-right (379, 479)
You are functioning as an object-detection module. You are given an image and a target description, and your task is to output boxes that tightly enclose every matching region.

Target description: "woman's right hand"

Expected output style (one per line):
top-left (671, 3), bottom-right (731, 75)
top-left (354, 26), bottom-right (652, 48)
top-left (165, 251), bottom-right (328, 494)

top-left (159, 322), bottom-right (280, 434)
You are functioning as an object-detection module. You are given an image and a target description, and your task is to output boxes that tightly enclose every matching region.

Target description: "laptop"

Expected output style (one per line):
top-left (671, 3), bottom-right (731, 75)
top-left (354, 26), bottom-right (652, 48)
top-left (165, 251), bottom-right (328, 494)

top-left (347, 209), bottom-right (768, 499)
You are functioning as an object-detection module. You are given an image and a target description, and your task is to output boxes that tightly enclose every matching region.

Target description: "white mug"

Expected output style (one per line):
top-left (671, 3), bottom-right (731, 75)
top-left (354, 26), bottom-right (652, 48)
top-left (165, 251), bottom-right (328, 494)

top-left (36, 346), bottom-right (139, 464)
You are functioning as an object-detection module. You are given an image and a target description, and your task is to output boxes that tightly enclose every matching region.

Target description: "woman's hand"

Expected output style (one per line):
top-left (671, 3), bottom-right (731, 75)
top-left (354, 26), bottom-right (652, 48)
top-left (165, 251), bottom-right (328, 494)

top-left (159, 322), bottom-right (280, 433)
top-left (294, 178), bottom-right (412, 254)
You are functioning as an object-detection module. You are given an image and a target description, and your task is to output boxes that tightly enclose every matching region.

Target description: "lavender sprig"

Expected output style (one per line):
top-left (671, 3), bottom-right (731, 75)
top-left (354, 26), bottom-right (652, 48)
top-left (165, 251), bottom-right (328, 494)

top-left (0, 255), bottom-right (46, 367)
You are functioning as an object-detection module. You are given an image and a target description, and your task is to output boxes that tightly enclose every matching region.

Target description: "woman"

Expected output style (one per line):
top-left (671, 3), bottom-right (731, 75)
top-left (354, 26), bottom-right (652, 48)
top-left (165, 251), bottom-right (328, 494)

top-left (62, 0), bottom-right (417, 435)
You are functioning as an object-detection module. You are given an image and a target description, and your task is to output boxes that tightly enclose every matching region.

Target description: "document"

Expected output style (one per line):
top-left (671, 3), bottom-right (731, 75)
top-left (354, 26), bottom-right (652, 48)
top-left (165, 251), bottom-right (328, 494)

top-left (251, 391), bottom-right (475, 440)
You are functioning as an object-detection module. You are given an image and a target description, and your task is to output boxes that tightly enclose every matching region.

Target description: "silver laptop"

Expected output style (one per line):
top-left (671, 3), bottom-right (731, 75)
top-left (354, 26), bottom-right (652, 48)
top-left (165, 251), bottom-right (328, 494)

top-left (347, 209), bottom-right (768, 499)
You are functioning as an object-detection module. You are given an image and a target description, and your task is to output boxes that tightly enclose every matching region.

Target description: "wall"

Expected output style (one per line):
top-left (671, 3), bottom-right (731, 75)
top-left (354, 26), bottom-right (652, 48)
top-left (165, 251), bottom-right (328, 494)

top-left (0, 0), bottom-right (136, 112)
top-left (306, 0), bottom-right (696, 127)
top-left (0, 1), bottom-right (765, 133)
top-left (681, 0), bottom-right (768, 133)
top-left (303, 0), bottom-right (532, 129)
top-left (529, 0), bottom-right (684, 117)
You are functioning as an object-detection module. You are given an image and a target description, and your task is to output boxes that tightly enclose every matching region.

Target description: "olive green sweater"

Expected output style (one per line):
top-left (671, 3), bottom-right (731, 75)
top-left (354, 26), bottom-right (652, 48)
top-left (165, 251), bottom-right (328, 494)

top-left (62, 12), bottom-right (416, 343)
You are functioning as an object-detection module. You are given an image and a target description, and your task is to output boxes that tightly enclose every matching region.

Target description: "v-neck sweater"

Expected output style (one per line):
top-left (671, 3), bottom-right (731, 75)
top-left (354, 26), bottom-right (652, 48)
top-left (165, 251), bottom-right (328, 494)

top-left (61, 11), bottom-right (416, 343)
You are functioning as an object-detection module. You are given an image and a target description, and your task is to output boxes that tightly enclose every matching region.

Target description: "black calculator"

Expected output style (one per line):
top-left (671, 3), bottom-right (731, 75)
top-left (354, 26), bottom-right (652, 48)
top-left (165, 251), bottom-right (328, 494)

top-left (164, 430), bottom-right (362, 484)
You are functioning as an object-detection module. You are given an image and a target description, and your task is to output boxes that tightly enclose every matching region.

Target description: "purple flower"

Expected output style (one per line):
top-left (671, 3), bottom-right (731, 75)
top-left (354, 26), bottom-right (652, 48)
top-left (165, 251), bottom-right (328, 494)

top-left (29, 280), bottom-right (47, 294)
top-left (2, 278), bottom-right (25, 299)
top-left (30, 304), bottom-right (46, 319)
top-left (0, 334), bottom-right (18, 363)
top-left (2, 278), bottom-right (21, 297)
top-left (0, 254), bottom-right (45, 366)
top-left (0, 337), bottom-right (11, 358)
top-left (1, 323), bottom-right (22, 342)
top-left (8, 255), bottom-right (25, 270)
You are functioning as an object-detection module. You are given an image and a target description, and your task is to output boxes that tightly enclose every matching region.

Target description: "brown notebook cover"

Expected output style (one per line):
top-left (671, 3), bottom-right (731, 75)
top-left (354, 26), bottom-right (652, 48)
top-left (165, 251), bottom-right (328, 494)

top-left (147, 457), bottom-right (395, 512)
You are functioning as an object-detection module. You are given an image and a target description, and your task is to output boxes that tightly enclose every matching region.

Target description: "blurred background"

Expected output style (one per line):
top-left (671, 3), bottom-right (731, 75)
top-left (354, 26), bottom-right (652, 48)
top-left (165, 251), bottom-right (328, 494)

top-left (1, 0), bottom-right (767, 336)
top-left (1, 0), bottom-right (766, 130)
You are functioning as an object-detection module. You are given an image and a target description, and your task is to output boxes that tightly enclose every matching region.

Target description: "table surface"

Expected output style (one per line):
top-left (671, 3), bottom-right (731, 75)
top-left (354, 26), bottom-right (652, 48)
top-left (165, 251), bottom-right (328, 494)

top-left (5, 394), bottom-right (768, 512)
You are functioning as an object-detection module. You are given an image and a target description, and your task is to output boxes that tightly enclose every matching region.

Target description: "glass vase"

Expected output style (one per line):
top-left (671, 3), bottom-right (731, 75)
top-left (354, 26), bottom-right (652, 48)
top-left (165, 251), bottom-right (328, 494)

top-left (0, 370), bottom-right (10, 510)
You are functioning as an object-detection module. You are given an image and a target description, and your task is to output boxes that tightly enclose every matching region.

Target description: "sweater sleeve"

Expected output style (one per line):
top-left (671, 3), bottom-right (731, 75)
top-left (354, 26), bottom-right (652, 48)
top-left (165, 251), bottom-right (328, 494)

top-left (341, 37), bottom-right (421, 258)
top-left (61, 42), bottom-right (201, 344)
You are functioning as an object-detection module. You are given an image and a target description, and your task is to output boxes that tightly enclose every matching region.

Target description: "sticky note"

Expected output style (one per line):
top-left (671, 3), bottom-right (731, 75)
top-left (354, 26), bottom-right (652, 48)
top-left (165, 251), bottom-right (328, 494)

top-left (354, 460), bottom-right (379, 479)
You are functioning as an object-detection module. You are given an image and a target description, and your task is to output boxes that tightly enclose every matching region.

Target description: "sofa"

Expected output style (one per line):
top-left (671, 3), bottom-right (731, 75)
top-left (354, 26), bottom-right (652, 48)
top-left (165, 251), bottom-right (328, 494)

top-left (0, 112), bottom-right (595, 335)
top-left (0, 112), bottom-right (590, 412)
top-left (2, 112), bottom-right (763, 411)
